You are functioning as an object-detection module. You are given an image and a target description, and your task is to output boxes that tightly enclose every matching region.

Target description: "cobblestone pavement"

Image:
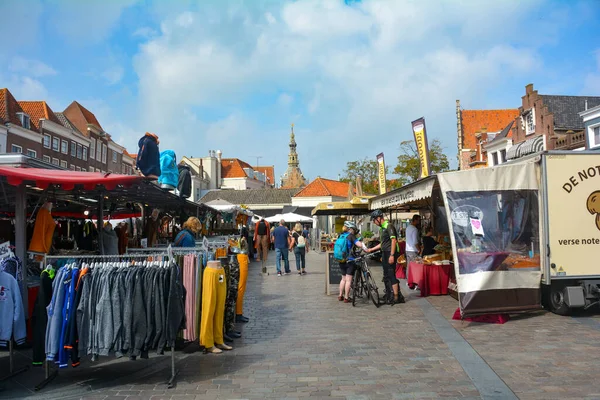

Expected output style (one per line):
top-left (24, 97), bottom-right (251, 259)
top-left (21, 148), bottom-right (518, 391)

top-left (2, 251), bottom-right (600, 399)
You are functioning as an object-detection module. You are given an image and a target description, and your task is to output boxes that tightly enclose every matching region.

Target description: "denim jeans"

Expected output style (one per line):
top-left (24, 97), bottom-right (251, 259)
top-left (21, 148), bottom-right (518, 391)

top-left (294, 247), bottom-right (305, 270)
top-left (275, 248), bottom-right (290, 273)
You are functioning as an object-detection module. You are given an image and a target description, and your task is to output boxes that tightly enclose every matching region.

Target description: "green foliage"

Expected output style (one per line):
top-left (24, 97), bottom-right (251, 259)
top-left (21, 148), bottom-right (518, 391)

top-left (393, 139), bottom-right (450, 185)
top-left (362, 230), bottom-right (374, 239)
top-left (340, 158), bottom-right (379, 195)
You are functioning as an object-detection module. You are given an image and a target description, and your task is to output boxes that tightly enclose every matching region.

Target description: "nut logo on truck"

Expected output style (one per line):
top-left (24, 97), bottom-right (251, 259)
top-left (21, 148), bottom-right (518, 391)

top-left (587, 191), bottom-right (600, 230)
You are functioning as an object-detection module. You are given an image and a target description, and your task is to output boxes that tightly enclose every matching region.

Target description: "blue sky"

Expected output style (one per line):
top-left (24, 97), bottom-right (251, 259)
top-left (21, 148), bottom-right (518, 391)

top-left (1, 0), bottom-right (599, 184)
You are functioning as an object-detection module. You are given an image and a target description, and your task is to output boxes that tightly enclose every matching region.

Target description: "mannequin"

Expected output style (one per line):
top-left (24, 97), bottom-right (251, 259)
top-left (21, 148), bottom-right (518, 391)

top-left (144, 209), bottom-right (160, 248)
top-left (200, 260), bottom-right (232, 354)
top-left (236, 237), bottom-right (250, 323)
top-left (29, 202), bottom-right (56, 254)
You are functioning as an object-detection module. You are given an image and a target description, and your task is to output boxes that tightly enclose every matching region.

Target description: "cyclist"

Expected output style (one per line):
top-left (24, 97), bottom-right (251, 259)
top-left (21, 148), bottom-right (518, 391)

top-left (338, 221), bottom-right (369, 303)
top-left (367, 209), bottom-right (405, 304)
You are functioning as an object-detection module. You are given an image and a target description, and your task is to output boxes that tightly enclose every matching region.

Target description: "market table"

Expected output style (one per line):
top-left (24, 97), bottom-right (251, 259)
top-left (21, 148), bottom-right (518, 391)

top-left (407, 261), bottom-right (452, 297)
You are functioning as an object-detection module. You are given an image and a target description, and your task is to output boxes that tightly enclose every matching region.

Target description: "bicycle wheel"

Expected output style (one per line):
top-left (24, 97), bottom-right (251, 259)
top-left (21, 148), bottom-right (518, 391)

top-left (365, 271), bottom-right (380, 308)
top-left (352, 269), bottom-right (362, 307)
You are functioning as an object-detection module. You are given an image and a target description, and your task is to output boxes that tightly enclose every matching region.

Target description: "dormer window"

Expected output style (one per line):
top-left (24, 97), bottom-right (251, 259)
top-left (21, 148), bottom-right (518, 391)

top-left (16, 112), bottom-right (30, 129)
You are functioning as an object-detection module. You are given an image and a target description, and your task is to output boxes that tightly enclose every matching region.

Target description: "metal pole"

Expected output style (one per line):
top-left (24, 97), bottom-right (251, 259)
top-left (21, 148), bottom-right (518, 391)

top-left (15, 183), bottom-right (27, 311)
top-left (97, 195), bottom-right (104, 255)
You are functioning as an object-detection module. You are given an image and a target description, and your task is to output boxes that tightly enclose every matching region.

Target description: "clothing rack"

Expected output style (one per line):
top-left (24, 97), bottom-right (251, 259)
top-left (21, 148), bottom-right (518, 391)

top-left (35, 252), bottom-right (179, 391)
top-left (0, 248), bottom-right (29, 382)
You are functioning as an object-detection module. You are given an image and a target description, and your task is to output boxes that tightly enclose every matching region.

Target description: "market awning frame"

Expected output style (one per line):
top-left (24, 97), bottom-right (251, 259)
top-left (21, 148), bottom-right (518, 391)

top-left (311, 196), bottom-right (372, 216)
top-left (369, 176), bottom-right (437, 211)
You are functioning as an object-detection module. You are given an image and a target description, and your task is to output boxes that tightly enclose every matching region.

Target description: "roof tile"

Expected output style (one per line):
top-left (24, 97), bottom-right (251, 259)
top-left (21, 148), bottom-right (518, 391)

top-left (18, 101), bottom-right (62, 132)
top-left (540, 95), bottom-right (600, 130)
top-left (461, 109), bottom-right (519, 150)
top-left (0, 88), bottom-right (25, 127)
top-left (255, 165), bottom-right (275, 185)
top-left (221, 158), bottom-right (254, 179)
top-left (294, 177), bottom-right (351, 198)
top-left (200, 188), bottom-right (300, 205)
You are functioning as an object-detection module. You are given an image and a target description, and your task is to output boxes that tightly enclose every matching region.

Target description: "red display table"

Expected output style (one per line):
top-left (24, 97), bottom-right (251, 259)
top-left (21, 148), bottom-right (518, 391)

top-left (407, 261), bottom-right (451, 297)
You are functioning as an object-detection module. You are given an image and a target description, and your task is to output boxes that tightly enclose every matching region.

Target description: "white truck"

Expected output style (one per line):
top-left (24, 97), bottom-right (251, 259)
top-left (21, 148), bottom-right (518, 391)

top-left (540, 151), bottom-right (600, 314)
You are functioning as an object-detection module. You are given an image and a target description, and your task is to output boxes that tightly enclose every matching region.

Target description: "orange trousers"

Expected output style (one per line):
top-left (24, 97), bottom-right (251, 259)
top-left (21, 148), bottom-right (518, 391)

top-left (236, 254), bottom-right (249, 315)
top-left (200, 267), bottom-right (227, 348)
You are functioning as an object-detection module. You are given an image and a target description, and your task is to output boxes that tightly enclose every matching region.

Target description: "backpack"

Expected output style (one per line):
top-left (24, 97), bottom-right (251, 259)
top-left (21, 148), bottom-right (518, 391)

top-left (333, 232), bottom-right (351, 262)
top-left (297, 234), bottom-right (306, 248)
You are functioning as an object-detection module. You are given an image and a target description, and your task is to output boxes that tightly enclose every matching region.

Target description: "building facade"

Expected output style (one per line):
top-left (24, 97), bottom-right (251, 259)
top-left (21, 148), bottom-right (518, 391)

top-left (456, 100), bottom-right (519, 170)
top-left (580, 105), bottom-right (600, 150)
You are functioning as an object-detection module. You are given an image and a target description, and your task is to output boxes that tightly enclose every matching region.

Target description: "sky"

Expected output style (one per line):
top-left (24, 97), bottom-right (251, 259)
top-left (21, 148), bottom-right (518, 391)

top-left (1, 0), bottom-right (599, 184)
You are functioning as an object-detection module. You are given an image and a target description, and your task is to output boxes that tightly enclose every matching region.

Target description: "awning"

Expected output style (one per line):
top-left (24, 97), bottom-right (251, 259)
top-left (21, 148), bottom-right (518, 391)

top-left (205, 199), bottom-right (254, 216)
top-left (266, 212), bottom-right (313, 223)
top-left (311, 196), bottom-right (372, 216)
top-left (506, 136), bottom-right (545, 161)
top-left (369, 176), bottom-right (436, 210)
top-left (0, 167), bottom-right (142, 190)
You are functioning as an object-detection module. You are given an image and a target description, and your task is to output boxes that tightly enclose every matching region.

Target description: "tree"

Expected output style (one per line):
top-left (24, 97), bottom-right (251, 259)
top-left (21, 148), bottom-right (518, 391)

top-left (340, 158), bottom-right (400, 195)
top-left (393, 139), bottom-right (450, 185)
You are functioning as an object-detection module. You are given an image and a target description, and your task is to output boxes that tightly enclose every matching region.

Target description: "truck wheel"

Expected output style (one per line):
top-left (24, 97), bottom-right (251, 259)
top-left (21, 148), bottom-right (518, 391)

top-left (549, 286), bottom-right (570, 316)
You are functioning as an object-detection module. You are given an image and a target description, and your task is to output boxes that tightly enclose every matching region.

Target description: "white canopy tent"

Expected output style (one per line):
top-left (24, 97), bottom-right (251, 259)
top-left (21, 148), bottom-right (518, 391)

top-left (265, 212), bottom-right (312, 224)
top-left (204, 198), bottom-right (253, 216)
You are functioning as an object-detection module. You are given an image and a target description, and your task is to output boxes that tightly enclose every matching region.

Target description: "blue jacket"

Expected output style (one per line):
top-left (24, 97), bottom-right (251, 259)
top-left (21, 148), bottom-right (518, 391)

top-left (158, 150), bottom-right (178, 188)
top-left (136, 133), bottom-right (161, 177)
top-left (0, 271), bottom-right (26, 347)
top-left (174, 229), bottom-right (195, 247)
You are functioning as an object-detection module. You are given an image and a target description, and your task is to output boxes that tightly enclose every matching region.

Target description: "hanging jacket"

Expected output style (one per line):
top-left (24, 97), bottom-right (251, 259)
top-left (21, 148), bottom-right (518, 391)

top-left (101, 225), bottom-right (119, 255)
top-left (173, 229), bottom-right (195, 248)
top-left (0, 271), bottom-right (26, 347)
top-left (136, 133), bottom-right (161, 177)
top-left (158, 150), bottom-right (178, 189)
top-left (177, 164), bottom-right (192, 198)
top-left (32, 268), bottom-right (54, 365)
top-left (29, 208), bottom-right (56, 254)
top-left (46, 268), bottom-right (67, 361)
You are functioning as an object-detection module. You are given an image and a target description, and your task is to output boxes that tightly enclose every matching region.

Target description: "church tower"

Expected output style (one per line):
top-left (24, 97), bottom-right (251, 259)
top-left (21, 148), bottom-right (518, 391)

top-left (280, 124), bottom-right (308, 188)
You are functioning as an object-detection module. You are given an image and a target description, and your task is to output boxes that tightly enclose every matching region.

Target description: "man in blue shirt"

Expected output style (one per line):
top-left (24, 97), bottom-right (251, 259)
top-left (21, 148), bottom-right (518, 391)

top-left (271, 220), bottom-right (291, 276)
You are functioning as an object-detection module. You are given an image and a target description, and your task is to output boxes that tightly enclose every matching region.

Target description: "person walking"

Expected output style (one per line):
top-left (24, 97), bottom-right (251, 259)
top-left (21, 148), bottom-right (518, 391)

top-left (405, 214), bottom-right (422, 289)
top-left (367, 210), bottom-right (405, 304)
top-left (292, 223), bottom-right (308, 275)
top-left (302, 225), bottom-right (311, 249)
top-left (271, 220), bottom-right (292, 277)
top-left (173, 217), bottom-right (201, 247)
top-left (253, 218), bottom-right (271, 272)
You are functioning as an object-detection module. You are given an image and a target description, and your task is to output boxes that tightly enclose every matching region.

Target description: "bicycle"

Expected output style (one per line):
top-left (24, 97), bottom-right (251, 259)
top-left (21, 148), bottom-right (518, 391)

top-left (351, 252), bottom-right (381, 308)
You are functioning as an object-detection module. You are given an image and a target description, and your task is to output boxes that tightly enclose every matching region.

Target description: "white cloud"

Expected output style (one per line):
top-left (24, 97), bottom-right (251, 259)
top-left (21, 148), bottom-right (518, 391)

top-left (277, 93), bottom-right (294, 107)
top-left (47, 0), bottom-right (140, 44)
top-left (102, 65), bottom-right (125, 85)
top-left (133, 26), bottom-right (158, 39)
top-left (129, 1), bottom-right (558, 178)
top-left (9, 57), bottom-right (57, 77)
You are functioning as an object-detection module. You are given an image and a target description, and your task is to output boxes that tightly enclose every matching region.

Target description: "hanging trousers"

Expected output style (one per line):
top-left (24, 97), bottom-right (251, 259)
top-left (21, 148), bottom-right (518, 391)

top-left (200, 267), bottom-right (227, 349)
top-left (257, 235), bottom-right (269, 264)
top-left (236, 254), bottom-right (249, 315)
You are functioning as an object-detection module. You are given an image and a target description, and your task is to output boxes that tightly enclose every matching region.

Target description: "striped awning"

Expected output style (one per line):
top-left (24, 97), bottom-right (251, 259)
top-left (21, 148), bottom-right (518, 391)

top-left (506, 135), bottom-right (545, 160)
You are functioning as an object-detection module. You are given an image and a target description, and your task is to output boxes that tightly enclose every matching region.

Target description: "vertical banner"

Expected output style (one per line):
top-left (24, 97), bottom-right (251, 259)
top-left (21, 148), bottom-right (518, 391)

top-left (376, 152), bottom-right (387, 194)
top-left (411, 117), bottom-right (432, 179)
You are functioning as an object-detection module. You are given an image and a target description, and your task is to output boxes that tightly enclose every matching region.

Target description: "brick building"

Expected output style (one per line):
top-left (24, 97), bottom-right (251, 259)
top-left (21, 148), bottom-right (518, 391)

top-left (506, 84), bottom-right (600, 160)
top-left (456, 100), bottom-right (519, 170)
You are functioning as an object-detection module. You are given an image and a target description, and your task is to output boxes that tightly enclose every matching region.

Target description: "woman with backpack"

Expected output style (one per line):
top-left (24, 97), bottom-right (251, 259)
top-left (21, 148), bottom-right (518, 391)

top-left (292, 223), bottom-right (309, 275)
top-left (336, 221), bottom-right (369, 303)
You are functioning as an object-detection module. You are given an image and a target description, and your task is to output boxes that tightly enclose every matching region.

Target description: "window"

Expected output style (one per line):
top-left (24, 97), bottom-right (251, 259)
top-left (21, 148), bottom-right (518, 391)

top-left (83, 147), bottom-right (88, 161)
top-left (61, 140), bottom-right (68, 154)
top-left (491, 152), bottom-right (499, 166)
top-left (112, 150), bottom-right (117, 163)
top-left (27, 149), bottom-right (37, 158)
top-left (89, 166), bottom-right (94, 172)
top-left (70, 165), bottom-right (76, 171)
top-left (525, 110), bottom-right (535, 135)
top-left (60, 160), bottom-right (68, 168)
top-left (11, 145), bottom-right (22, 153)
top-left (500, 149), bottom-right (507, 163)
top-left (591, 126), bottom-right (600, 148)
top-left (102, 144), bottom-right (107, 164)
top-left (51, 158), bottom-right (59, 166)
top-left (43, 134), bottom-right (51, 148)
top-left (71, 141), bottom-right (76, 157)
top-left (77, 143), bottom-right (83, 159)
top-left (76, 166), bottom-right (81, 171)
top-left (90, 138), bottom-right (96, 160)
top-left (43, 155), bottom-right (51, 163)
top-left (52, 137), bottom-right (59, 151)
top-left (96, 140), bottom-right (102, 161)
top-left (17, 113), bottom-right (30, 129)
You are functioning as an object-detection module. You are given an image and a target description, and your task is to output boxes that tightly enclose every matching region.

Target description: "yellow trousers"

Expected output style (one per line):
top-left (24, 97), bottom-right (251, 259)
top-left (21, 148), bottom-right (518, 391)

top-left (200, 267), bottom-right (227, 348)
top-left (236, 254), bottom-right (249, 315)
